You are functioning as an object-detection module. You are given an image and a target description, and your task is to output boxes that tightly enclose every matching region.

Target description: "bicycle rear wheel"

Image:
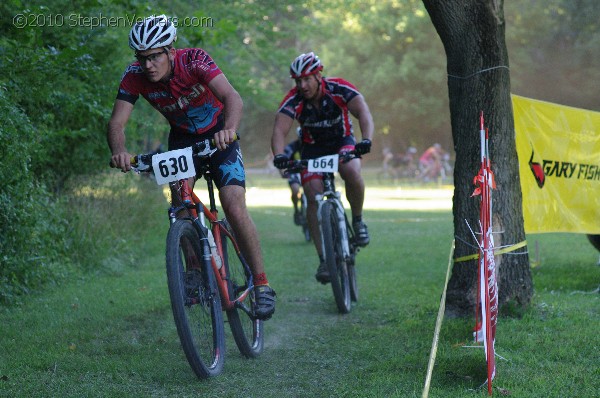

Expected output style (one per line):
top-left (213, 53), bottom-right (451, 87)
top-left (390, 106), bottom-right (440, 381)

top-left (321, 202), bottom-right (351, 313)
top-left (346, 217), bottom-right (359, 302)
top-left (220, 220), bottom-right (264, 358)
top-left (166, 220), bottom-right (225, 378)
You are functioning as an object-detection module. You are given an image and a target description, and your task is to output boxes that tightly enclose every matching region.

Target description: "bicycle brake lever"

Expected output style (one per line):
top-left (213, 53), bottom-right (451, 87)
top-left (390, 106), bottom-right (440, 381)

top-left (197, 145), bottom-right (218, 157)
top-left (194, 139), bottom-right (218, 157)
top-left (132, 156), bottom-right (152, 172)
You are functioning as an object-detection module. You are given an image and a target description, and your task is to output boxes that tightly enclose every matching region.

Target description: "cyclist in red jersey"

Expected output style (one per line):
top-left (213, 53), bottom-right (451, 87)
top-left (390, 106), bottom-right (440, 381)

top-left (271, 52), bottom-right (374, 284)
top-left (107, 15), bottom-right (275, 320)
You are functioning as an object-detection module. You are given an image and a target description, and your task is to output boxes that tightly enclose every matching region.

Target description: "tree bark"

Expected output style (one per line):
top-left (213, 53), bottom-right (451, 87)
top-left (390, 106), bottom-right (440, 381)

top-left (422, 0), bottom-right (533, 317)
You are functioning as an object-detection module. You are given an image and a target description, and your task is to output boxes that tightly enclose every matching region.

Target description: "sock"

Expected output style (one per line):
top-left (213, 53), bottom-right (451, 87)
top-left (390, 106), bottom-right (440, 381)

top-left (254, 272), bottom-right (269, 286)
top-left (353, 215), bottom-right (363, 224)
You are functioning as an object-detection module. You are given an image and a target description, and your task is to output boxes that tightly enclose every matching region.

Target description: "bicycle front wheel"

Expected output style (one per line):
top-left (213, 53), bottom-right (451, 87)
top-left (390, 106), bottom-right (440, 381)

top-left (166, 220), bottom-right (225, 378)
top-left (321, 202), bottom-right (351, 313)
top-left (220, 220), bottom-right (264, 358)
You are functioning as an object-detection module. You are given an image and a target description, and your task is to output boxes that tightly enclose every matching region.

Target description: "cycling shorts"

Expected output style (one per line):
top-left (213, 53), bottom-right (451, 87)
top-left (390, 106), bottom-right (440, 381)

top-left (300, 135), bottom-right (356, 185)
top-left (168, 131), bottom-right (246, 190)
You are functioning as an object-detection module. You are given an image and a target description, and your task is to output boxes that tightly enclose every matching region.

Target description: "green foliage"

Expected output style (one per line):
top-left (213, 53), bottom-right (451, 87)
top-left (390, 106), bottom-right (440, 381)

top-left (505, 0), bottom-right (600, 110)
top-left (0, 0), bottom-right (157, 302)
top-left (1, 5), bottom-right (116, 188)
top-left (0, 90), bottom-right (72, 303)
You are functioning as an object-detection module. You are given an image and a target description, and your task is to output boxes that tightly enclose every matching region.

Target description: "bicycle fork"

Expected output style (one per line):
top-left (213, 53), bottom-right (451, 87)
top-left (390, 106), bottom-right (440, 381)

top-left (334, 202), bottom-right (351, 259)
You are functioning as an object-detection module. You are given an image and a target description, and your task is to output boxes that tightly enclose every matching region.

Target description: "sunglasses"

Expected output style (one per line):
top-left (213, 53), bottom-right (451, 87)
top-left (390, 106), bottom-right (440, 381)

top-left (135, 48), bottom-right (169, 64)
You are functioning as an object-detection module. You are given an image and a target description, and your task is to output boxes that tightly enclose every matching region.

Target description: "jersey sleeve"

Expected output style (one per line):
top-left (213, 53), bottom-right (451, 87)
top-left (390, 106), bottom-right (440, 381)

top-left (277, 88), bottom-right (299, 119)
top-left (182, 48), bottom-right (223, 85)
top-left (329, 77), bottom-right (360, 103)
top-left (116, 64), bottom-right (141, 104)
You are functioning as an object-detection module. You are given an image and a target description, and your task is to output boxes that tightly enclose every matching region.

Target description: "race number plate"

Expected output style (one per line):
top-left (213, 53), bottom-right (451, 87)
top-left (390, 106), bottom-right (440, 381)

top-left (152, 147), bottom-right (196, 185)
top-left (308, 155), bottom-right (338, 173)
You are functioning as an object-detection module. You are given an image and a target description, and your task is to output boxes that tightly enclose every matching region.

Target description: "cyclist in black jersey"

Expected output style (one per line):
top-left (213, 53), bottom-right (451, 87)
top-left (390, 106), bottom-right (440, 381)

top-left (271, 52), bottom-right (374, 284)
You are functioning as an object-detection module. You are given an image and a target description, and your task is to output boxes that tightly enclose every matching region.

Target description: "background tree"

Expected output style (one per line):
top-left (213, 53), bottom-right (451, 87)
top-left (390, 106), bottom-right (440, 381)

top-left (422, 0), bottom-right (533, 316)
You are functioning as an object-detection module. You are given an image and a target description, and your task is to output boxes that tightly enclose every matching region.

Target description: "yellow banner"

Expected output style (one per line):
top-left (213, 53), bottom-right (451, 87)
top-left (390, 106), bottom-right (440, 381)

top-left (513, 95), bottom-right (600, 233)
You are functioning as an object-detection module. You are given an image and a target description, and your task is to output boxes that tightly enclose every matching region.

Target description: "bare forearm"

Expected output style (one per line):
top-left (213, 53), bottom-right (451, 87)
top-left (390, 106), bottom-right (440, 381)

top-left (271, 132), bottom-right (286, 155)
top-left (107, 121), bottom-right (127, 155)
top-left (348, 95), bottom-right (374, 141)
top-left (271, 113), bottom-right (294, 155)
top-left (222, 92), bottom-right (243, 132)
top-left (358, 113), bottom-right (374, 141)
top-left (107, 99), bottom-right (134, 155)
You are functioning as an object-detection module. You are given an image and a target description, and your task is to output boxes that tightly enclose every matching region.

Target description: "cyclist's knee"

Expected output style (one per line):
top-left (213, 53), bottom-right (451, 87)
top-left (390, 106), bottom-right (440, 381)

top-left (341, 169), bottom-right (364, 188)
top-left (339, 161), bottom-right (361, 179)
top-left (219, 186), bottom-right (247, 214)
top-left (303, 180), bottom-right (322, 200)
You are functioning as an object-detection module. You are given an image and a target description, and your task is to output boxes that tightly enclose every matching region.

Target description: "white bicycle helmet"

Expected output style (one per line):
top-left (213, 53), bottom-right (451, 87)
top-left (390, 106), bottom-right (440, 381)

top-left (129, 15), bottom-right (177, 51)
top-left (290, 52), bottom-right (323, 79)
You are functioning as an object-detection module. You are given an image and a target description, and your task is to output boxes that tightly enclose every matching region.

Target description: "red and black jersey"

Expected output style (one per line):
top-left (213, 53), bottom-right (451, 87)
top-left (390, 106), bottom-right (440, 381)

top-left (277, 77), bottom-right (360, 145)
top-left (117, 48), bottom-right (224, 135)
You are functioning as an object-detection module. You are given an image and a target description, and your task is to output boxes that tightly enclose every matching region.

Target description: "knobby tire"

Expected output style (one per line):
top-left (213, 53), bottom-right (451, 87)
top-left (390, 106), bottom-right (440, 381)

top-left (220, 220), bottom-right (264, 358)
top-left (165, 220), bottom-right (225, 379)
top-left (345, 215), bottom-right (359, 302)
top-left (321, 202), bottom-right (351, 313)
top-left (348, 253), bottom-right (359, 302)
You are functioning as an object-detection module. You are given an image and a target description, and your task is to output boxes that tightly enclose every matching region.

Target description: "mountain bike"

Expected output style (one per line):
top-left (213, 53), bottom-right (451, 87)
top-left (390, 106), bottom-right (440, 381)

top-left (125, 138), bottom-right (263, 379)
top-left (278, 151), bottom-right (360, 313)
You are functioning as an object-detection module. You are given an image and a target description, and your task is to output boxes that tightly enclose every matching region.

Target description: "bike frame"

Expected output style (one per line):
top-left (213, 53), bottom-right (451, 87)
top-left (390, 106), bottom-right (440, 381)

top-left (168, 175), bottom-right (255, 315)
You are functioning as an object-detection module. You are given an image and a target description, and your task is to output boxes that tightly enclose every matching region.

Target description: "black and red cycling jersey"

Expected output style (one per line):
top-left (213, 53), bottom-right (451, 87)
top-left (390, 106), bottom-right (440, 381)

top-left (117, 48), bottom-right (224, 136)
top-left (277, 77), bottom-right (360, 146)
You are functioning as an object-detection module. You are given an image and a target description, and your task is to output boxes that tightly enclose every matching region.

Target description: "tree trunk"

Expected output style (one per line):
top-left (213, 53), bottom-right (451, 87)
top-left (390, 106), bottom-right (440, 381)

top-left (422, 0), bottom-right (533, 317)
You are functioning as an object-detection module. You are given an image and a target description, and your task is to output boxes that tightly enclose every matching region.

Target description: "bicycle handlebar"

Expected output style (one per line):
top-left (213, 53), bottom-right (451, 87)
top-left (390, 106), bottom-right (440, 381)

top-left (109, 134), bottom-right (240, 171)
top-left (275, 150), bottom-right (361, 173)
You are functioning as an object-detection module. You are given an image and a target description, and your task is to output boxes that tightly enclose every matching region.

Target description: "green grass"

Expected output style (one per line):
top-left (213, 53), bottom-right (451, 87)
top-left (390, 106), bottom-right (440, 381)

top-left (0, 173), bottom-right (598, 397)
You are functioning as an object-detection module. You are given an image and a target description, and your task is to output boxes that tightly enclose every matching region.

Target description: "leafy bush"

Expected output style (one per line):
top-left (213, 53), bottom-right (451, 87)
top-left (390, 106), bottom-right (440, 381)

top-left (0, 91), bottom-right (73, 303)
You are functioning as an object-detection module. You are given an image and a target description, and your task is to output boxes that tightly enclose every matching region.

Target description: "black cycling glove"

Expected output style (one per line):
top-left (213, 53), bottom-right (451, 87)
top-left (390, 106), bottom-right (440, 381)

top-left (355, 139), bottom-right (372, 155)
top-left (273, 154), bottom-right (289, 169)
